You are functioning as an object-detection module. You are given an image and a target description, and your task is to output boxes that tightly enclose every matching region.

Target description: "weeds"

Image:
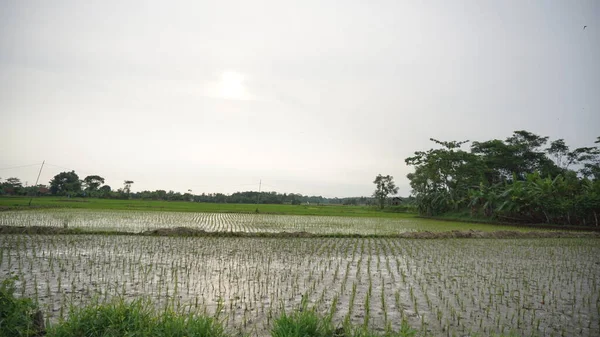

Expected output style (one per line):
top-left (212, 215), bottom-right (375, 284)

top-left (0, 277), bottom-right (44, 337)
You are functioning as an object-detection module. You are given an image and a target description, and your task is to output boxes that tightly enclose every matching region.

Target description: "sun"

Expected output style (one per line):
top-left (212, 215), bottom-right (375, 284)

top-left (217, 70), bottom-right (251, 100)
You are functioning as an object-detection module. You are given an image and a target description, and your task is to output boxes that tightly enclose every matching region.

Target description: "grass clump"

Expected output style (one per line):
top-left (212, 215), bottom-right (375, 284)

top-left (271, 308), bottom-right (334, 337)
top-left (271, 302), bottom-right (417, 337)
top-left (48, 299), bottom-right (229, 337)
top-left (154, 311), bottom-right (229, 337)
top-left (0, 277), bottom-right (44, 337)
top-left (352, 319), bottom-right (416, 337)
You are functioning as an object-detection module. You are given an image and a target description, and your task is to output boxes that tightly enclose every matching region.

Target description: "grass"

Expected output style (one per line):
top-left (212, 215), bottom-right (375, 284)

top-left (271, 308), bottom-right (334, 337)
top-left (0, 277), bottom-right (43, 337)
top-left (0, 196), bottom-right (416, 218)
top-left (48, 299), bottom-right (229, 337)
top-left (271, 306), bottom-right (419, 337)
top-left (423, 211), bottom-right (600, 231)
top-left (1, 197), bottom-right (566, 233)
top-left (0, 278), bottom-right (423, 337)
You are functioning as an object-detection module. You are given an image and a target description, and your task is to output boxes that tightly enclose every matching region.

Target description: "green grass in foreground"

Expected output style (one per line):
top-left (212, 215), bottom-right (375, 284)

top-left (0, 196), bottom-right (415, 218)
top-left (48, 300), bottom-right (228, 337)
top-left (1, 277), bottom-right (523, 337)
top-left (0, 277), bottom-right (42, 337)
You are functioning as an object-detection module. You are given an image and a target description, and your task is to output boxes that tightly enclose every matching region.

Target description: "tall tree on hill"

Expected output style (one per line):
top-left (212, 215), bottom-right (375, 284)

top-left (373, 174), bottom-right (398, 209)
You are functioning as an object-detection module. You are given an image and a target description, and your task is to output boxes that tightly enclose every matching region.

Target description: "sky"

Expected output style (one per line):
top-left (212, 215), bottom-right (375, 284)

top-left (1, 0), bottom-right (599, 197)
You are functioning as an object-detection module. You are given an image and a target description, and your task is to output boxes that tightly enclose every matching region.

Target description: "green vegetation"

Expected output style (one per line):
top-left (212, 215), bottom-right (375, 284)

top-left (0, 278), bottom-right (525, 337)
top-left (49, 171), bottom-right (82, 196)
top-left (372, 174), bottom-right (399, 209)
top-left (406, 131), bottom-right (600, 226)
top-left (1, 277), bottom-right (421, 337)
top-left (271, 306), bottom-right (335, 337)
top-left (48, 299), bottom-right (228, 337)
top-left (0, 208), bottom-right (554, 234)
top-left (271, 303), bottom-right (417, 337)
top-left (0, 277), bottom-right (43, 337)
top-left (0, 196), bottom-right (414, 218)
top-left (1, 172), bottom-right (372, 206)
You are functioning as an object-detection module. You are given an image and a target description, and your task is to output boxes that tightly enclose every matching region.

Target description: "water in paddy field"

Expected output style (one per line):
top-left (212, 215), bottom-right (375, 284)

top-left (1, 235), bottom-right (599, 337)
top-left (0, 209), bottom-right (421, 234)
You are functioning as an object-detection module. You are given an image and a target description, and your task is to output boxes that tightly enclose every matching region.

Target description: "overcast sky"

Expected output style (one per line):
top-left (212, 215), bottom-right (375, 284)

top-left (1, 0), bottom-right (599, 197)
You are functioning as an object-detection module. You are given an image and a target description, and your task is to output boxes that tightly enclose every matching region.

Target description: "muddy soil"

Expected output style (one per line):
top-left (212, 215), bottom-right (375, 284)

top-left (2, 225), bottom-right (599, 239)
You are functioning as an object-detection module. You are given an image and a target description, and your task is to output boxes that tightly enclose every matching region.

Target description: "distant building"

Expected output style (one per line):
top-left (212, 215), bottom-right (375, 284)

top-left (389, 197), bottom-right (403, 206)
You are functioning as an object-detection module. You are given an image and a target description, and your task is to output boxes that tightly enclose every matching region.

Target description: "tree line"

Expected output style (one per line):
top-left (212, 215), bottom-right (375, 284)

top-left (0, 172), bottom-right (372, 205)
top-left (405, 130), bottom-right (600, 226)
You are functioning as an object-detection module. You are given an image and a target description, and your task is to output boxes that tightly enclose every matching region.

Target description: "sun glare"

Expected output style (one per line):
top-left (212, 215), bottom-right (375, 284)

top-left (217, 70), bottom-right (250, 100)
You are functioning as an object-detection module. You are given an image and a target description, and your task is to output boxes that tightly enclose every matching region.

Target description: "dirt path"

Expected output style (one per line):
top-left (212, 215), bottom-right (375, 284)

top-left (1, 225), bottom-right (599, 239)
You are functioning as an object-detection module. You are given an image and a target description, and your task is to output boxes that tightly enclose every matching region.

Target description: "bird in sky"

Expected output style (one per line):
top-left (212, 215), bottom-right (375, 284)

top-left (583, 25), bottom-right (587, 30)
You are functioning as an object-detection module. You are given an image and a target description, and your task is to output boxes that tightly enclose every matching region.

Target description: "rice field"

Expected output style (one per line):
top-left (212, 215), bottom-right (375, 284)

top-left (1, 234), bottom-right (599, 337)
top-left (0, 209), bottom-right (531, 234)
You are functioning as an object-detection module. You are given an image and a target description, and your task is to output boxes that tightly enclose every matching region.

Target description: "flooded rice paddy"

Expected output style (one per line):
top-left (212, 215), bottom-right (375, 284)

top-left (1, 234), bottom-right (599, 336)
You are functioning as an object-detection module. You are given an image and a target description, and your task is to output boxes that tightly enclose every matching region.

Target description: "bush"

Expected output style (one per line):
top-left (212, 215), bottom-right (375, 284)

top-left (271, 308), bottom-right (333, 337)
top-left (0, 277), bottom-right (43, 337)
top-left (270, 304), bottom-right (417, 337)
top-left (47, 299), bottom-right (229, 337)
top-left (2, 278), bottom-right (419, 337)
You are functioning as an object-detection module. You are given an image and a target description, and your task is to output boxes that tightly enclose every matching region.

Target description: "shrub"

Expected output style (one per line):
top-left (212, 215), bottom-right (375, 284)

top-left (0, 277), bottom-right (43, 337)
top-left (47, 298), bottom-right (229, 337)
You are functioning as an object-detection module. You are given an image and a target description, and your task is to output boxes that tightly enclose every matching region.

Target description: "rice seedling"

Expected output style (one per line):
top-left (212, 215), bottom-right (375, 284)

top-left (1, 234), bottom-right (598, 336)
top-left (0, 208), bottom-right (534, 235)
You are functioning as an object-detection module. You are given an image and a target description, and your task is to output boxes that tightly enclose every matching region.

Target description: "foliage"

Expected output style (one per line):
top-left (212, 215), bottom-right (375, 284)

top-left (271, 301), bottom-right (417, 337)
top-left (48, 299), bottom-right (229, 337)
top-left (406, 131), bottom-right (600, 225)
top-left (83, 175), bottom-right (105, 194)
top-left (49, 171), bottom-right (82, 196)
top-left (0, 277), bottom-right (42, 337)
top-left (0, 197), bottom-right (419, 218)
top-left (1, 282), bottom-right (421, 337)
top-left (405, 139), bottom-right (483, 215)
top-left (1, 187), bottom-right (378, 207)
top-left (372, 174), bottom-right (399, 209)
top-left (271, 307), bottom-right (333, 337)
top-left (5, 171), bottom-right (376, 206)
top-left (122, 180), bottom-right (134, 195)
top-left (0, 177), bottom-right (24, 196)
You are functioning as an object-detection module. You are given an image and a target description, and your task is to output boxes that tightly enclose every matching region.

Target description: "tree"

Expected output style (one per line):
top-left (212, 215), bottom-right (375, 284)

top-left (405, 138), bottom-right (483, 214)
top-left (0, 177), bottom-right (24, 195)
top-left (49, 171), bottom-right (81, 196)
top-left (472, 130), bottom-right (558, 183)
top-left (373, 174), bottom-right (399, 209)
top-left (570, 146), bottom-right (600, 179)
top-left (123, 180), bottom-right (134, 198)
top-left (5, 177), bottom-right (23, 188)
top-left (406, 131), bottom-right (600, 226)
top-left (547, 139), bottom-right (570, 169)
top-left (83, 175), bottom-right (105, 193)
top-left (99, 185), bottom-right (112, 198)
